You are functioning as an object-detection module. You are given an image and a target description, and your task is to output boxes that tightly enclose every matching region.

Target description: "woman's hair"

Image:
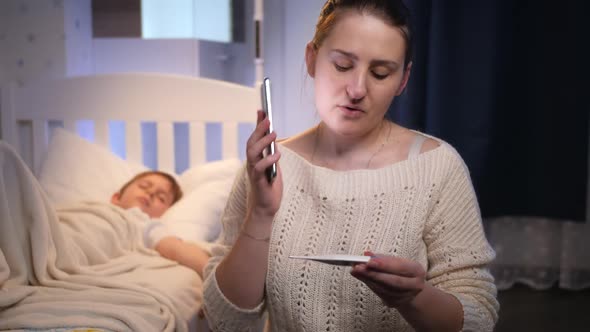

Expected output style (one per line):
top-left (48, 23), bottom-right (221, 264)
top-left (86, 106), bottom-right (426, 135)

top-left (118, 170), bottom-right (183, 204)
top-left (311, 0), bottom-right (413, 69)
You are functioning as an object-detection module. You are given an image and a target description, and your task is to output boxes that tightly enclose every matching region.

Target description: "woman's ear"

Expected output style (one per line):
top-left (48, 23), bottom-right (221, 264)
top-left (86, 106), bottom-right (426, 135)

top-left (396, 61), bottom-right (413, 96)
top-left (305, 42), bottom-right (318, 78)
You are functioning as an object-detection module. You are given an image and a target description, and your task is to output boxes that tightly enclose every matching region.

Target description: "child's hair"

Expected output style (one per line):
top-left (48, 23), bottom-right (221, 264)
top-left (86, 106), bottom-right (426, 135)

top-left (117, 170), bottom-right (183, 204)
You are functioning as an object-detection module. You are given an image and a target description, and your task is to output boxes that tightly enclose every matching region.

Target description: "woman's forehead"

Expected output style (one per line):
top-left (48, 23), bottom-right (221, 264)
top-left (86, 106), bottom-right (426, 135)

top-left (321, 10), bottom-right (406, 62)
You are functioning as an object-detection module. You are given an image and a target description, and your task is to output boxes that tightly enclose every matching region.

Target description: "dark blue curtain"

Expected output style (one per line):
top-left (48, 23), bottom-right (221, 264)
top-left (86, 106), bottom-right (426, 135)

top-left (389, 0), bottom-right (588, 221)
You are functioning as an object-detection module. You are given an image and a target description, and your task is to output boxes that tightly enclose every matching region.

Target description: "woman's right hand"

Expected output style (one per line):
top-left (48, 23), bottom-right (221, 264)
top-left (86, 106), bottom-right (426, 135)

top-left (245, 110), bottom-right (283, 219)
top-left (214, 110), bottom-right (282, 309)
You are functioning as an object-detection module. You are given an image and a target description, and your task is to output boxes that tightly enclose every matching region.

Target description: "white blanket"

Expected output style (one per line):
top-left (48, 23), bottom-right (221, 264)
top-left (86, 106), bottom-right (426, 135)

top-left (0, 142), bottom-right (202, 331)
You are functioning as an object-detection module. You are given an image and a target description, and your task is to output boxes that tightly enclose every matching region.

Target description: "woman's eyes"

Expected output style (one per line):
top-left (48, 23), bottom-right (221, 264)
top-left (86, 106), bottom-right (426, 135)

top-left (334, 63), bottom-right (351, 72)
top-left (333, 63), bottom-right (390, 80)
top-left (371, 71), bottom-right (389, 80)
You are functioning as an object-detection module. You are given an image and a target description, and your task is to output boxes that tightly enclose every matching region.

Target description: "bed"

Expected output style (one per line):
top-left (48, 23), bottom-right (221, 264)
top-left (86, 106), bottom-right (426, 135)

top-left (0, 73), bottom-right (259, 331)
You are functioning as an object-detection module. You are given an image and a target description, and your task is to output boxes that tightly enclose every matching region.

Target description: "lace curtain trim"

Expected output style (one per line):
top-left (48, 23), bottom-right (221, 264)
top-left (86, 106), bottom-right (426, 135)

top-left (485, 216), bottom-right (590, 291)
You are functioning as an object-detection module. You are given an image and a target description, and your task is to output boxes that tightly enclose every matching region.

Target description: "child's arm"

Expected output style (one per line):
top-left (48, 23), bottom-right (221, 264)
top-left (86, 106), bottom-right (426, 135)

top-left (155, 236), bottom-right (210, 278)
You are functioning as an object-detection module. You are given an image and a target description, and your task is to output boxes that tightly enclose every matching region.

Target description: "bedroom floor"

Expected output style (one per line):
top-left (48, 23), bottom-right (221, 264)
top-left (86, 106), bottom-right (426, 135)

top-left (495, 284), bottom-right (590, 332)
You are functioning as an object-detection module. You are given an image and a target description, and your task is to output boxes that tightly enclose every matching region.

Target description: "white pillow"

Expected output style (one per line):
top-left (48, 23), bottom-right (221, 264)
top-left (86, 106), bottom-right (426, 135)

top-left (38, 128), bottom-right (147, 206)
top-left (163, 159), bottom-right (242, 243)
top-left (178, 158), bottom-right (243, 194)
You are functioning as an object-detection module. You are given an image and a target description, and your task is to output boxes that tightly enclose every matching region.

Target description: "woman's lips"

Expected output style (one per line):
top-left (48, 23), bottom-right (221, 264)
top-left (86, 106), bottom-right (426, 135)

top-left (338, 105), bottom-right (365, 118)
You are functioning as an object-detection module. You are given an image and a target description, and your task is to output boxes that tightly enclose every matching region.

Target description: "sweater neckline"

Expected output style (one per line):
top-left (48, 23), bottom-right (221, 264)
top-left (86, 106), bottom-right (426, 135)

top-left (278, 138), bottom-right (446, 175)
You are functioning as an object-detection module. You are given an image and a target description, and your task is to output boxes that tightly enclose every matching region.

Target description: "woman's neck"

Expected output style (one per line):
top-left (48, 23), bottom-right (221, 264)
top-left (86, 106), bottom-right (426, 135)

top-left (311, 120), bottom-right (394, 170)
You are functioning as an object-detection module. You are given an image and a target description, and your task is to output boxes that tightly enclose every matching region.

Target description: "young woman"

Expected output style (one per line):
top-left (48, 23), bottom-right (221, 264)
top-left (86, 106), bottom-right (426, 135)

top-left (202, 1), bottom-right (499, 331)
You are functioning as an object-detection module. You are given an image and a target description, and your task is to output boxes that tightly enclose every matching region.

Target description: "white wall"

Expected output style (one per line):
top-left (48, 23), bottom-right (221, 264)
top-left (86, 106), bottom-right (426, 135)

top-left (93, 38), bottom-right (201, 76)
top-left (0, 0), bottom-right (87, 139)
top-left (91, 0), bottom-right (322, 138)
top-left (93, 1), bottom-right (255, 87)
top-left (64, 0), bottom-right (93, 77)
top-left (0, 0), bottom-right (68, 86)
top-left (263, 0), bottom-right (324, 138)
top-left (0, 0), bottom-right (320, 138)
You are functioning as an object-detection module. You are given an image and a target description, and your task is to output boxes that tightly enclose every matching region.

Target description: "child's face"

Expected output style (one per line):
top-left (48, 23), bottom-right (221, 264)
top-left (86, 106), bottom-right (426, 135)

top-left (111, 174), bottom-right (175, 218)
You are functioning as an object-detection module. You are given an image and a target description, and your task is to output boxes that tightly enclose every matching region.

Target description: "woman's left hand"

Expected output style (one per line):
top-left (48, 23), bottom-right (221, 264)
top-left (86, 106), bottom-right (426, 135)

top-left (350, 251), bottom-right (426, 308)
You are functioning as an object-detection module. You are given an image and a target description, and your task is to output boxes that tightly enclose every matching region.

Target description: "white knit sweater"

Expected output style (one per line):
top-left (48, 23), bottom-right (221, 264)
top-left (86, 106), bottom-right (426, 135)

top-left (203, 140), bottom-right (499, 332)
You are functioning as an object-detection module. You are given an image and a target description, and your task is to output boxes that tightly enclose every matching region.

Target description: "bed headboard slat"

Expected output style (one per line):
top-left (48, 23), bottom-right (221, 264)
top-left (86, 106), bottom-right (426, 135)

top-left (32, 119), bottom-right (48, 174)
top-left (1, 84), bottom-right (17, 149)
top-left (125, 122), bottom-right (143, 165)
top-left (157, 122), bottom-right (175, 173)
top-left (17, 121), bottom-right (33, 170)
top-left (189, 122), bottom-right (206, 166)
top-left (222, 122), bottom-right (239, 160)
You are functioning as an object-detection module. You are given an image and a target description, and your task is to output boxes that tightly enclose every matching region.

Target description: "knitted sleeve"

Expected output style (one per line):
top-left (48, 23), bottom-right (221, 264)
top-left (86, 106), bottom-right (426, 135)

top-left (423, 146), bottom-right (499, 332)
top-left (202, 165), bottom-right (266, 331)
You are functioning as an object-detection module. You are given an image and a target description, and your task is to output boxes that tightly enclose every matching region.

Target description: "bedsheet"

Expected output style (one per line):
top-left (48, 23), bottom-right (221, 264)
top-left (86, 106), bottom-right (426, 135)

top-left (0, 141), bottom-right (202, 331)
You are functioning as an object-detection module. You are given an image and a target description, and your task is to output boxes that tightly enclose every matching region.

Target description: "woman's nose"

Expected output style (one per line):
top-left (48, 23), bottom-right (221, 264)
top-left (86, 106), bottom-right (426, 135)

top-left (346, 72), bottom-right (367, 102)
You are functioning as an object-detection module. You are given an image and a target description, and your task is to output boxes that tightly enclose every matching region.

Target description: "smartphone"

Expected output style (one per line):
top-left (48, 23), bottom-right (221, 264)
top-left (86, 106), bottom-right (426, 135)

top-left (261, 77), bottom-right (277, 183)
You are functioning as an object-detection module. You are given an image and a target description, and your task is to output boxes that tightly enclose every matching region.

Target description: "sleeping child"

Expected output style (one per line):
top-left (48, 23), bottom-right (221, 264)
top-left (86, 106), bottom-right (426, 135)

top-left (0, 141), bottom-right (203, 330)
top-left (110, 170), bottom-right (211, 278)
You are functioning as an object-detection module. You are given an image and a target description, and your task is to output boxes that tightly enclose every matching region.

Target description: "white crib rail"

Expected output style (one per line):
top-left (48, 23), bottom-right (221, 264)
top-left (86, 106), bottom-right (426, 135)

top-left (1, 73), bottom-right (259, 175)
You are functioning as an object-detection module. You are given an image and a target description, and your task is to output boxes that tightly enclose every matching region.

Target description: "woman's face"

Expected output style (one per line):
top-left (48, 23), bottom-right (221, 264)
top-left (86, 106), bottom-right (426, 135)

top-left (306, 10), bottom-right (411, 137)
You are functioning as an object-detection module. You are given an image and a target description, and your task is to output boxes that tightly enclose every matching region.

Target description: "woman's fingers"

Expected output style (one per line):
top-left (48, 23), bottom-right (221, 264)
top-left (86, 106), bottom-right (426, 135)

top-left (256, 109), bottom-right (265, 124)
top-left (246, 117), bottom-right (274, 160)
top-left (356, 274), bottom-right (415, 297)
top-left (247, 116), bottom-right (271, 150)
top-left (354, 267), bottom-right (421, 291)
top-left (245, 110), bottom-right (281, 185)
top-left (351, 254), bottom-right (426, 301)
top-left (252, 149), bottom-right (281, 175)
top-left (351, 262), bottom-right (424, 308)
top-left (246, 130), bottom-right (277, 163)
top-left (365, 255), bottom-right (423, 278)
top-left (248, 110), bottom-right (270, 144)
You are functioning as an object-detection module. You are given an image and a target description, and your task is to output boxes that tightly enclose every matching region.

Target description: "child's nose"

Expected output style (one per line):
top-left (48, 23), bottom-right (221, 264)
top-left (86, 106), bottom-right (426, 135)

top-left (144, 188), bottom-right (155, 198)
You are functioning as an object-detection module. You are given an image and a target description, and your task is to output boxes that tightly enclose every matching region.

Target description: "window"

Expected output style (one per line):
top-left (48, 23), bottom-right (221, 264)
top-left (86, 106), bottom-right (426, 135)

top-left (92, 0), bottom-right (244, 42)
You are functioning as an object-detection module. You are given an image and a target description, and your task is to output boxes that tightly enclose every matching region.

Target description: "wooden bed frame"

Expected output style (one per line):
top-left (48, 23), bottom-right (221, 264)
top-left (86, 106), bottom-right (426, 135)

top-left (1, 73), bottom-right (258, 175)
